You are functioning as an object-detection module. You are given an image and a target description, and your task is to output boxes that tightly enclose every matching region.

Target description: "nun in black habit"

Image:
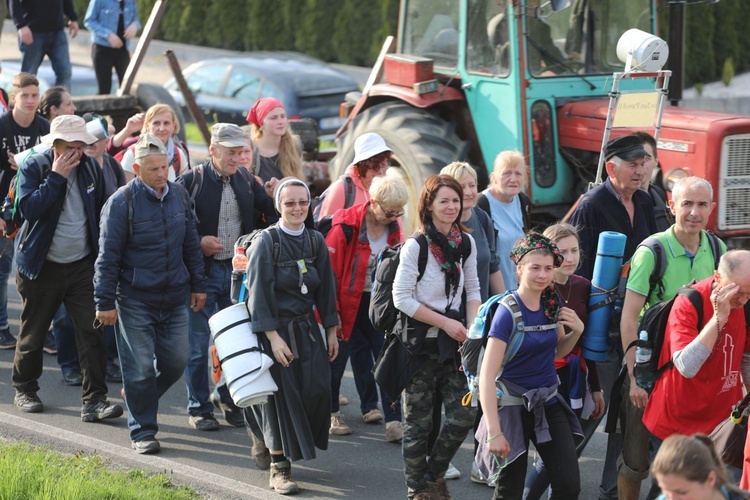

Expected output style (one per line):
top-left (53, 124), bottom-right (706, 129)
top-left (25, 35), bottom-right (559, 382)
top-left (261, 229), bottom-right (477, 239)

top-left (245, 177), bottom-right (339, 494)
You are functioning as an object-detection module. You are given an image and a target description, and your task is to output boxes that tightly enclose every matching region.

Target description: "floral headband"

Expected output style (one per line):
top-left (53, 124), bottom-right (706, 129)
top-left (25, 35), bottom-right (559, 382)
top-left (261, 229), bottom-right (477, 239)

top-left (510, 232), bottom-right (564, 268)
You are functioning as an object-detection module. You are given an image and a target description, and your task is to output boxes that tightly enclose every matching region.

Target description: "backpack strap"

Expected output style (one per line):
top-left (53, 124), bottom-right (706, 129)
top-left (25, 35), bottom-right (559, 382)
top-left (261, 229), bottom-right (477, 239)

top-left (476, 193), bottom-right (491, 217)
top-left (343, 175), bottom-right (355, 209)
top-left (415, 233), bottom-right (429, 282)
top-left (639, 236), bottom-right (668, 301)
top-left (705, 230), bottom-right (724, 269)
top-left (518, 191), bottom-right (532, 232)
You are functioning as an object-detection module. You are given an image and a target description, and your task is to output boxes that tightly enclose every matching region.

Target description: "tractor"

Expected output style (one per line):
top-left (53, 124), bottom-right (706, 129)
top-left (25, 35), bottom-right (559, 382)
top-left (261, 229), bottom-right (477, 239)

top-left (333, 0), bottom-right (750, 247)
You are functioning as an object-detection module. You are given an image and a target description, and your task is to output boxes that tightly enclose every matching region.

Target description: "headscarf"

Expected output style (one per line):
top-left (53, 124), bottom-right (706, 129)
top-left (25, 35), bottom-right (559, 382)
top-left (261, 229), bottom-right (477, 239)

top-left (273, 177), bottom-right (310, 213)
top-left (246, 97), bottom-right (285, 127)
top-left (510, 232), bottom-right (564, 321)
top-left (423, 220), bottom-right (463, 302)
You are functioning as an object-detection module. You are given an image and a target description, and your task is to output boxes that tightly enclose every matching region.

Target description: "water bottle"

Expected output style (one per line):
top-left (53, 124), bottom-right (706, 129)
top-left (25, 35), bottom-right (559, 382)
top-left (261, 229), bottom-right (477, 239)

top-left (2, 197), bottom-right (15, 237)
top-left (232, 246), bottom-right (248, 271)
top-left (635, 330), bottom-right (652, 365)
top-left (230, 246), bottom-right (248, 304)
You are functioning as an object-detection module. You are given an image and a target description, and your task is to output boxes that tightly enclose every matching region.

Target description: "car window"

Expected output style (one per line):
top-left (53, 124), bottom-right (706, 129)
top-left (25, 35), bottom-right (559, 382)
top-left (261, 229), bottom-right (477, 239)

top-left (225, 69), bottom-right (261, 101)
top-left (185, 65), bottom-right (224, 96)
top-left (258, 81), bottom-right (284, 101)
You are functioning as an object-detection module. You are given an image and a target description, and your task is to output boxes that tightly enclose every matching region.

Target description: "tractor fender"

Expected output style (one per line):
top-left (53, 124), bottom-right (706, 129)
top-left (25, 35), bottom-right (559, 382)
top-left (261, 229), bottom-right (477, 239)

top-left (366, 82), bottom-right (465, 109)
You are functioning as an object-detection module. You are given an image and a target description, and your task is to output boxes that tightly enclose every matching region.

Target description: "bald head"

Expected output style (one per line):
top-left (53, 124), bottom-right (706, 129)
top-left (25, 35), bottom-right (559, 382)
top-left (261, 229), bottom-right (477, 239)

top-left (672, 176), bottom-right (713, 204)
top-left (717, 250), bottom-right (750, 309)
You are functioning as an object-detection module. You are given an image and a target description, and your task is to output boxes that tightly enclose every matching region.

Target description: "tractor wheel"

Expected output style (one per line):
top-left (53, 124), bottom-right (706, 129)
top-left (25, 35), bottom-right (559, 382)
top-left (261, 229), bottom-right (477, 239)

top-left (133, 83), bottom-right (187, 142)
top-left (332, 102), bottom-right (468, 232)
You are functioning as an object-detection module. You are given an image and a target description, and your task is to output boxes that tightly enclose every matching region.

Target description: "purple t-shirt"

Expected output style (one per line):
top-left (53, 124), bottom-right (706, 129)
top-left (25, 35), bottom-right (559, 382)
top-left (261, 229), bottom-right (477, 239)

top-left (488, 292), bottom-right (558, 390)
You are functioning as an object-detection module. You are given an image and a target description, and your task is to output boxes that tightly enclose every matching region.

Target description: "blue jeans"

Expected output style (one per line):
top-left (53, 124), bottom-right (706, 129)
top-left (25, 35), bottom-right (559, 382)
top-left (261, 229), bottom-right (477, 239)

top-left (185, 261), bottom-right (231, 416)
top-left (116, 294), bottom-right (189, 442)
top-left (0, 239), bottom-right (14, 330)
top-left (330, 292), bottom-right (401, 422)
top-left (18, 29), bottom-right (72, 90)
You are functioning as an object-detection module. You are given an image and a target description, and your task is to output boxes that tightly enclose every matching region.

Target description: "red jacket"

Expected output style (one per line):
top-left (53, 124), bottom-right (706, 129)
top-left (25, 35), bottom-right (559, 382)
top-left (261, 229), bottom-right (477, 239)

top-left (325, 202), bottom-right (402, 341)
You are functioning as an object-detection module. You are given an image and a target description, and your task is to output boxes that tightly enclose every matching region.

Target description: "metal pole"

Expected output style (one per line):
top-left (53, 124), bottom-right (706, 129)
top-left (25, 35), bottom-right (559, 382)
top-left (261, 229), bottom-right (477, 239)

top-left (117, 0), bottom-right (169, 96)
top-left (667, 1), bottom-right (686, 106)
top-left (165, 50), bottom-right (212, 146)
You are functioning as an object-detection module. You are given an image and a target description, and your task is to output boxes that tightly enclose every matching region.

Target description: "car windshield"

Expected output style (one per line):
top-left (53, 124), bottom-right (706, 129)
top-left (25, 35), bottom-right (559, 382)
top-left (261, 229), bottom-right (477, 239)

top-left (400, 0), bottom-right (460, 70)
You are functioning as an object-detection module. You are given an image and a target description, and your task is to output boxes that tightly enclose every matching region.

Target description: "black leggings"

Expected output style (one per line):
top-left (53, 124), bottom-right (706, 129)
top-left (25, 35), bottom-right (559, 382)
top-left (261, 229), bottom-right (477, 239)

top-left (92, 43), bottom-right (130, 94)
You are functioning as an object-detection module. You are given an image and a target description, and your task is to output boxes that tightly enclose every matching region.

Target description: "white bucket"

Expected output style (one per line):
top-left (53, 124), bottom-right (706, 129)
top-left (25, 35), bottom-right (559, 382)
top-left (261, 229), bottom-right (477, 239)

top-left (208, 303), bottom-right (277, 407)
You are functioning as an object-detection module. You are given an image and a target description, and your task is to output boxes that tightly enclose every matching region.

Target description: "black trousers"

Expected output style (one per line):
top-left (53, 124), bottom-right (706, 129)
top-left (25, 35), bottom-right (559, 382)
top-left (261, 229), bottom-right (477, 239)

top-left (494, 402), bottom-right (581, 499)
top-left (92, 43), bottom-right (130, 94)
top-left (13, 258), bottom-right (108, 404)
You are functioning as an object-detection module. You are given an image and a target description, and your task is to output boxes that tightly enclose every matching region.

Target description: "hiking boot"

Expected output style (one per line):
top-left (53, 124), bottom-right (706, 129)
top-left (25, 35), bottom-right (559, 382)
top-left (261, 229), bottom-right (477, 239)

top-left (427, 477), bottom-right (452, 500)
top-left (0, 327), bottom-right (16, 350)
top-left (210, 392), bottom-right (244, 427)
top-left (385, 420), bottom-right (403, 442)
top-left (269, 460), bottom-right (299, 495)
top-left (338, 394), bottom-right (348, 406)
top-left (105, 364), bottom-right (122, 383)
top-left (188, 413), bottom-right (220, 431)
top-left (362, 408), bottom-right (383, 423)
top-left (132, 436), bottom-right (160, 454)
top-left (444, 462), bottom-right (461, 480)
top-left (249, 431), bottom-right (271, 470)
top-left (42, 330), bottom-right (57, 355)
top-left (330, 412), bottom-right (352, 435)
top-left (81, 400), bottom-right (123, 422)
top-left (61, 369), bottom-right (83, 386)
top-left (14, 391), bottom-right (43, 413)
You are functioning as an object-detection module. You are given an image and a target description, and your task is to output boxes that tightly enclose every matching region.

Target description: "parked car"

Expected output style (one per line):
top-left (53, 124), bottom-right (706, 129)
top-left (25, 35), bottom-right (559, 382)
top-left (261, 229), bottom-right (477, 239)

top-left (163, 52), bottom-right (360, 139)
top-left (0, 59), bottom-right (116, 96)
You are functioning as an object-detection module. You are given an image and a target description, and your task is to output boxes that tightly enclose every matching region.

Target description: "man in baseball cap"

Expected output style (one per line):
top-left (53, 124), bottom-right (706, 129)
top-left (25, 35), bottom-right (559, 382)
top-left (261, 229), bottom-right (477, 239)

top-left (12, 112), bottom-right (123, 424)
top-left (95, 132), bottom-right (207, 454)
top-left (175, 123), bottom-right (276, 433)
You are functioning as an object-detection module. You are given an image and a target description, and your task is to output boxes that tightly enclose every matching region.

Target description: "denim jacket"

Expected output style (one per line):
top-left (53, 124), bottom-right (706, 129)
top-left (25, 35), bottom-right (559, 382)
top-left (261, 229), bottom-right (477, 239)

top-left (84, 0), bottom-right (140, 48)
top-left (15, 150), bottom-right (105, 280)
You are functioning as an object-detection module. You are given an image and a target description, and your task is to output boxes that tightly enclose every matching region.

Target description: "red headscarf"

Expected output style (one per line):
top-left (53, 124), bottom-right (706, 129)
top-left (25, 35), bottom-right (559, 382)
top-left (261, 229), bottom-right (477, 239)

top-left (246, 97), bottom-right (285, 127)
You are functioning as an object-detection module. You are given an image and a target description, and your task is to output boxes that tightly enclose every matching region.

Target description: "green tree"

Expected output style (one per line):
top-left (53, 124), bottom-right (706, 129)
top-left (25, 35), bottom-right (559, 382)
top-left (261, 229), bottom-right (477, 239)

top-left (205, 0), bottom-right (249, 50)
top-left (333, 0), bottom-right (372, 65)
top-left (684, 4), bottom-right (716, 87)
top-left (295, 0), bottom-right (342, 61)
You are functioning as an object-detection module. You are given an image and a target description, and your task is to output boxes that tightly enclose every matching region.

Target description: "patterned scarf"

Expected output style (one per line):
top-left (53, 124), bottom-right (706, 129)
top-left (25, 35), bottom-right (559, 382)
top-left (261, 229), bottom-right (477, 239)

top-left (510, 232), bottom-right (564, 321)
top-left (424, 220), bottom-right (463, 301)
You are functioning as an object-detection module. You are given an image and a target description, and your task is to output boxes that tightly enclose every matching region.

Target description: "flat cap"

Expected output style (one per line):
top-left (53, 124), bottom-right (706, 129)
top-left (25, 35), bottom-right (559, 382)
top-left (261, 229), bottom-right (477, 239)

top-left (211, 123), bottom-right (247, 148)
top-left (134, 133), bottom-right (168, 160)
top-left (604, 135), bottom-right (649, 162)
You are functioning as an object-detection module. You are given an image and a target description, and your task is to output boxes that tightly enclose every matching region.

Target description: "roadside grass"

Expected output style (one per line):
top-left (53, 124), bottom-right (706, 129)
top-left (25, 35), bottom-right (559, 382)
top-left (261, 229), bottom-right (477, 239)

top-left (0, 442), bottom-right (199, 499)
top-left (184, 122), bottom-right (210, 144)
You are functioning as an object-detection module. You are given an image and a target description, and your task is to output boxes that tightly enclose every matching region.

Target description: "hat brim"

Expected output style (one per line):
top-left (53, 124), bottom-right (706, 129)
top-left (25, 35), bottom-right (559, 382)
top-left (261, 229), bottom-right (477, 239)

top-left (352, 145), bottom-right (394, 165)
top-left (41, 131), bottom-right (99, 146)
top-left (215, 139), bottom-right (247, 148)
top-left (607, 146), bottom-right (649, 162)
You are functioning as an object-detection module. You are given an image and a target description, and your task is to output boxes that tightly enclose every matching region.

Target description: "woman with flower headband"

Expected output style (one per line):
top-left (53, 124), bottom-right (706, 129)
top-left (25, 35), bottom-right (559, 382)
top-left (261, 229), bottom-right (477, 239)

top-left (477, 232), bottom-right (585, 499)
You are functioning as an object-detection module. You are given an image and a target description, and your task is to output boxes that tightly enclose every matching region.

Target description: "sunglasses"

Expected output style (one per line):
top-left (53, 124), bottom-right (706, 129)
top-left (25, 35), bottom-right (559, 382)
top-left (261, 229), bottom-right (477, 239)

top-left (379, 204), bottom-right (404, 219)
top-left (282, 200), bottom-right (310, 208)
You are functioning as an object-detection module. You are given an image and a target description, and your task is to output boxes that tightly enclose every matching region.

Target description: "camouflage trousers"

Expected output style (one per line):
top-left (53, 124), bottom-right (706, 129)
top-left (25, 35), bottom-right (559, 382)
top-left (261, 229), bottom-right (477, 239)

top-left (402, 354), bottom-right (475, 498)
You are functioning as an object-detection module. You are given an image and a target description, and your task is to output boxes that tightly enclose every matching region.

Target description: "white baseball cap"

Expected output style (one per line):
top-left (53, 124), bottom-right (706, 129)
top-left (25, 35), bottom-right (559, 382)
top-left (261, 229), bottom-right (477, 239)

top-left (351, 133), bottom-right (393, 165)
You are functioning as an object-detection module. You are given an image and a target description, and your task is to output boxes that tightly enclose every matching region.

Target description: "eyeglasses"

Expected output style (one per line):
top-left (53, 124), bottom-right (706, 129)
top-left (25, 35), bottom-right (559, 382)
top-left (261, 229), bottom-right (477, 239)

top-left (378, 204), bottom-right (404, 219)
top-left (368, 160), bottom-right (391, 172)
top-left (282, 200), bottom-right (310, 208)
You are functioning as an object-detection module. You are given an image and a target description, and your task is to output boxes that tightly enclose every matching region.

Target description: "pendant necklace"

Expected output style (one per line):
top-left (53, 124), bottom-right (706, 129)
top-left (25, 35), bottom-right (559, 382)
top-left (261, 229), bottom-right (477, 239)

top-left (555, 280), bottom-right (571, 305)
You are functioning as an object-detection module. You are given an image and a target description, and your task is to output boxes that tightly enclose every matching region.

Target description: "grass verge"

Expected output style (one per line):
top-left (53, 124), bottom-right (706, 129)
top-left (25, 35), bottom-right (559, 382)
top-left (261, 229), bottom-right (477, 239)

top-left (0, 441), bottom-right (199, 499)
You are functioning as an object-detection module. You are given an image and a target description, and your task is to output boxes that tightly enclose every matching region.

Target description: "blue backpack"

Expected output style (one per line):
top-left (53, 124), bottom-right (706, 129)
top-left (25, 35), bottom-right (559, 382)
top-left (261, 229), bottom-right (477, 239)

top-left (461, 291), bottom-right (558, 405)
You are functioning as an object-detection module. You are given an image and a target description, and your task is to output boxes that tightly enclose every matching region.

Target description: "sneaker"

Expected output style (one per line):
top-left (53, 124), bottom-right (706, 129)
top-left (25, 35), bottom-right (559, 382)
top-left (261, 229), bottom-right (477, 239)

top-left (210, 392), bottom-right (244, 427)
top-left (105, 364), bottom-right (122, 383)
top-left (444, 462), bottom-right (461, 480)
top-left (269, 460), bottom-right (299, 495)
top-left (427, 477), bottom-right (453, 500)
top-left (61, 369), bottom-right (83, 386)
top-left (14, 391), bottom-right (43, 413)
top-left (42, 330), bottom-right (57, 355)
top-left (362, 408), bottom-right (383, 423)
top-left (81, 400), bottom-right (123, 422)
top-left (338, 394), bottom-right (349, 406)
top-left (250, 431), bottom-right (271, 470)
top-left (132, 436), bottom-right (160, 454)
top-left (470, 461), bottom-right (488, 484)
top-left (330, 412), bottom-right (352, 435)
top-left (188, 413), bottom-right (220, 431)
top-left (0, 327), bottom-right (16, 350)
top-left (385, 421), bottom-right (403, 442)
